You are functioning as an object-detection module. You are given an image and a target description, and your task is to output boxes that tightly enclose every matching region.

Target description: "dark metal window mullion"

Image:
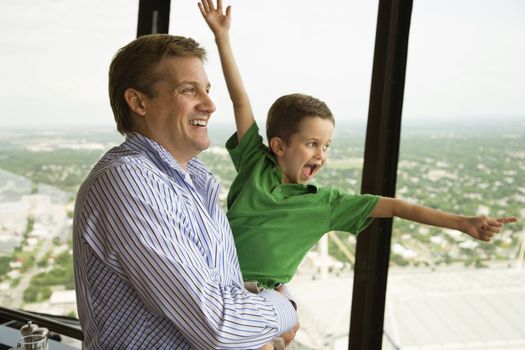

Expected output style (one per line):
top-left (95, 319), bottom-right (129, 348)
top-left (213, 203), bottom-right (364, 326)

top-left (348, 0), bottom-right (413, 349)
top-left (137, 0), bottom-right (171, 37)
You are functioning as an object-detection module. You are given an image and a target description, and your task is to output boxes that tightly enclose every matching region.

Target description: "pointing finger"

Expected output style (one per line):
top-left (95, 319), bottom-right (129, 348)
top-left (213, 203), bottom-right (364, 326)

top-left (497, 216), bottom-right (518, 224)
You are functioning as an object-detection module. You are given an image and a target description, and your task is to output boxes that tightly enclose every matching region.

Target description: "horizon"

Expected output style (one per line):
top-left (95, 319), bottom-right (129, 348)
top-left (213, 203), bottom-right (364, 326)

top-left (2, 113), bottom-right (524, 132)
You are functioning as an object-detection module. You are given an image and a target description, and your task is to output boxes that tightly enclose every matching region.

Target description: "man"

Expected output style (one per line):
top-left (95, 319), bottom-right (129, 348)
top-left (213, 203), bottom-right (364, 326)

top-left (73, 34), bottom-right (297, 349)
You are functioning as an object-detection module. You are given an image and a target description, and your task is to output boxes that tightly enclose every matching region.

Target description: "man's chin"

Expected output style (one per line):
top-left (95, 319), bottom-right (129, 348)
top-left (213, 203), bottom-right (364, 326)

top-left (196, 140), bottom-right (211, 153)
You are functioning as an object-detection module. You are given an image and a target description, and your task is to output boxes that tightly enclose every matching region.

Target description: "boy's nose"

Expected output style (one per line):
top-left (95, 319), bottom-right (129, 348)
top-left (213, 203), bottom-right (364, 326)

top-left (316, 148), bottom-right (326, 160)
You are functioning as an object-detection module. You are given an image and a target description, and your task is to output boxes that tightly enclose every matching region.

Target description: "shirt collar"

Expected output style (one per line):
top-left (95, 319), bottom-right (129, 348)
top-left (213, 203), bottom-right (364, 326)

top-left (265, 146), bottom-right (318, 193)
top-left (264, 148), bottom-right (278, 166)
top-left (124, 131), bottom-right (212, 180)
top-left (122, 132), bottom-right (220, 212)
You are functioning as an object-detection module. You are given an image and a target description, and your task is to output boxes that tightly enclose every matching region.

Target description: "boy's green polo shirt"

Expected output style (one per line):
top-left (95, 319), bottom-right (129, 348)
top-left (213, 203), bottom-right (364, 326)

top-left (226, 122), bottom-right (379, 289)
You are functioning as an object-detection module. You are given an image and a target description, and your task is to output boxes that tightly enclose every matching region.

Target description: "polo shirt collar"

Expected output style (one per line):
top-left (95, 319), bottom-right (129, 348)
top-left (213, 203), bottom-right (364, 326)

top-left (264, 148), bottom-right (319, 194)
top-left (264, 147), bottom-right (279, 166)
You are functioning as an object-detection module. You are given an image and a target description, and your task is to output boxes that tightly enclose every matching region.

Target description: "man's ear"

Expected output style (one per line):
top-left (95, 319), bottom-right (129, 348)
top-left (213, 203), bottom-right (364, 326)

top-left (269, 137), bottom-right (286, 157)
top-left (124, 88), bottom-right (146, 117)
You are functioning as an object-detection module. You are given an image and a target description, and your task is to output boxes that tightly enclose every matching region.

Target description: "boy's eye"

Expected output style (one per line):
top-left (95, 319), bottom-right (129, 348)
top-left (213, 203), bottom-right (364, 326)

top-left (324, 144), bottom-right (331, 151)
top-left (307, 142), bottom-right (317, 148)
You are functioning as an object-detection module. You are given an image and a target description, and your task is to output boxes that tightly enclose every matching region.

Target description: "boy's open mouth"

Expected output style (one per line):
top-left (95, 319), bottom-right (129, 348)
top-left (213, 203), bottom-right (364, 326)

top-left (303, 164), bottom-right (319, 177)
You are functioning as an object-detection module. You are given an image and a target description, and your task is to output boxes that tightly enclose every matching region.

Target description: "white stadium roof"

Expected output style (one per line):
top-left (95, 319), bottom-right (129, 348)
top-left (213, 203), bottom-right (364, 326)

top-left (289, 266), bottom-right (525, 350)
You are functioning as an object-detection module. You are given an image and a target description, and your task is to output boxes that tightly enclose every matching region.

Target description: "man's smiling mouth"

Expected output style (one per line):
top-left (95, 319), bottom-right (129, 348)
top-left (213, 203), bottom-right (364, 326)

top-left (190, 119), bottom-right (208, 127)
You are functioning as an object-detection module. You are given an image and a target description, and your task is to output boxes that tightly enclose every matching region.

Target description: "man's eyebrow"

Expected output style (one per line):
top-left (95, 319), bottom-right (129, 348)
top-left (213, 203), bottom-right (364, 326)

top-left (176, 81), bottom-right (211, 90)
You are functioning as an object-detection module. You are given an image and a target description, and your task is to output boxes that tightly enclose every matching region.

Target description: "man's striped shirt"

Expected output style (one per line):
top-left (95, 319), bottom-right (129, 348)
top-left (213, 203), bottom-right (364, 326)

top-left (73, 132), bottom-right (297, 349)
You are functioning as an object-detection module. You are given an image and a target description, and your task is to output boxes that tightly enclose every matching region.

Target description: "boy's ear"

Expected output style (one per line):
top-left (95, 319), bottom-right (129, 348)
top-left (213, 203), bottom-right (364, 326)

top-left (269, 137), bottom-right (286, 157)
top-left (124, 88), bottom-right (146, 117)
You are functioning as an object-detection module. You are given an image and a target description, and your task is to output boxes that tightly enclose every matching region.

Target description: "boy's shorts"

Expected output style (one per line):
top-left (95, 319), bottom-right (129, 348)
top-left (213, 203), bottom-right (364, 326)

top-left (244, 282), bottom-right (287, 350)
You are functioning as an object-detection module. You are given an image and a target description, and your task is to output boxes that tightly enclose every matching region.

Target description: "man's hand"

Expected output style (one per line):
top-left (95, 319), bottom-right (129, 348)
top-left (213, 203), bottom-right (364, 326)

top-left (198, 0), bottom-right (231, 37)
top-left (258, 342), bottom-right (274, 350)
top-left (462, 216), bottom-right (517, 242)
top-left (280, 321), bottom-right (300, 347)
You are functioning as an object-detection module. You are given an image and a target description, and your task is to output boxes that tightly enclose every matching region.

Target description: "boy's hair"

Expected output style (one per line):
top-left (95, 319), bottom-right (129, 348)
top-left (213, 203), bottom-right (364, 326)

top-left (266, 93), bottom-right (335, 143)
top-left (109, 34), bottom-right (207, 134)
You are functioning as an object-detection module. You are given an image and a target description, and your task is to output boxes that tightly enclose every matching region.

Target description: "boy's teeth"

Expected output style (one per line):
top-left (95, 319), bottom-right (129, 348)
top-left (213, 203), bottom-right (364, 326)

top-left (303, 164), bottom-right (317, 177)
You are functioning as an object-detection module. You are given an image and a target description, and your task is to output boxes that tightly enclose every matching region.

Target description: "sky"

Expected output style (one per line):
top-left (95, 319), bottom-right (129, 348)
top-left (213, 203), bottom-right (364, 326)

top-left (0, 0), bottom-right (523, 129)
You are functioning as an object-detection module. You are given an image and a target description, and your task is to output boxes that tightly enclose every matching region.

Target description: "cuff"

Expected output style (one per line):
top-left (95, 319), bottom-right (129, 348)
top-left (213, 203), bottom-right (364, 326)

top-left (259, 289), bottom-right (298, 334)
top-left (275, 283), bottom-right (297, 310)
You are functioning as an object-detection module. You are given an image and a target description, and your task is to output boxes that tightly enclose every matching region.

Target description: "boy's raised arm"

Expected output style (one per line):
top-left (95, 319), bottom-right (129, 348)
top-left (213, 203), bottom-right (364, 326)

top-left (371, 197), bottom-right (518, 242)
top-left (199, 0), bottom-right (255, 142)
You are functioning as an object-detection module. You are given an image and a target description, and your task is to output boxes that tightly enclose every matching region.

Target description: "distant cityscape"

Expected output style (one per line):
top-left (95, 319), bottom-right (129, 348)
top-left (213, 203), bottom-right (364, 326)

top-left (0, 120), bottom-right (524, 349)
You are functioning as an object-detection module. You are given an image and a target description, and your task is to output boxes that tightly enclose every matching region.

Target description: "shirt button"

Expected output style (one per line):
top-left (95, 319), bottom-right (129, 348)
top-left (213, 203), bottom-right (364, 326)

top-left (278, 188), bottom-right (282, 192)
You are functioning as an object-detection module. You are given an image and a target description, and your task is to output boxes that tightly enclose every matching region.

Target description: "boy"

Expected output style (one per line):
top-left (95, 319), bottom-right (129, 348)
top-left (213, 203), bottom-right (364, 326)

top-left (199, 0), bottom-right (517, 290)
top-left (198, 0), bottom-right (517, 306)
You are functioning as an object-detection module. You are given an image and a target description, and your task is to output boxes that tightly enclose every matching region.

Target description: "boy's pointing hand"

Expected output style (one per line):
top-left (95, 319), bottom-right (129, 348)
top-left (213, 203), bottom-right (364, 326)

top-left (463, 216), bottom-right (518, 242)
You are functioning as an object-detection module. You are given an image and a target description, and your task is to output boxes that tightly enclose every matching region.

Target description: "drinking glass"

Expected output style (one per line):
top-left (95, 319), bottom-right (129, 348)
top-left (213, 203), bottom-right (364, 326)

top-left (16, 334), bottom-right (48, 350)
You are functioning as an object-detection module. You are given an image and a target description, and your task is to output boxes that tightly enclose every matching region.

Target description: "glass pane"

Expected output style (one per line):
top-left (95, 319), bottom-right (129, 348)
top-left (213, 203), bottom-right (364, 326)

top-left (385, 1), bottom-right (525, 349)
top-left (172, 1), bottom-right (378, 348)
top-left (2, 1), bottom-right (378, 348)
top-left (0, 0), bottom-right (137, 318)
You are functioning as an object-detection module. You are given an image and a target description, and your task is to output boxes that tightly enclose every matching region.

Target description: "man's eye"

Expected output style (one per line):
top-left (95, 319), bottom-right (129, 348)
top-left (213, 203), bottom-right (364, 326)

top-left (307, 142), bottom-right (317, 148)
top-left (180, 87), bottom-right (196, 95)
top-left (324, 144), bottom-right (331, 151)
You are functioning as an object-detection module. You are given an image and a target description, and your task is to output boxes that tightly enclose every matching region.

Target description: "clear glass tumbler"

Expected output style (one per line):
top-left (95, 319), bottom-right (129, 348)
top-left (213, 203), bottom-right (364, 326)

top-left (16, 334), bottom-right (48, 350)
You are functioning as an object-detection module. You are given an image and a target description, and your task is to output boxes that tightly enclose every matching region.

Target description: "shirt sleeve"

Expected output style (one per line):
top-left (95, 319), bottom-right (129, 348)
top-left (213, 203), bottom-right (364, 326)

top-left (328, 187), bottom-right (380, 235)
top-left (226, 121), bottom-right (266, 173)
top-left (79, 163), bottom-right (297, 349)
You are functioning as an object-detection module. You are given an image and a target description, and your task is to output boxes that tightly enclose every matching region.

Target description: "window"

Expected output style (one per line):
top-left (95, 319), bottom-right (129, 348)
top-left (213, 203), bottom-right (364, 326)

top-left (0, 0), bottom-right (137, 317)
top-left (1, 5), bottom-right (379, 341)
top-left (384, 1), bottom-right (525, 349)
top-left (172, 1), bottom-right (378, 348)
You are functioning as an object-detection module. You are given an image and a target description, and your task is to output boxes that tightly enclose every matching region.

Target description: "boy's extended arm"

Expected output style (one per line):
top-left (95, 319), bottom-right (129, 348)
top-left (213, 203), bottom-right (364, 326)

top-left (199, 0), bottom-right (255, 142)
top-left (371, 197), bottom-right (518, 242)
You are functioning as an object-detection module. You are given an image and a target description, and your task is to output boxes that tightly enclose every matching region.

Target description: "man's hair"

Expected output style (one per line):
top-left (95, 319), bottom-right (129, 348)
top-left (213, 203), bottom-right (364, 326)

top-left (266, 93), bottom-right (335, 143)
top-left (109, 34), bottom-right (207, 134)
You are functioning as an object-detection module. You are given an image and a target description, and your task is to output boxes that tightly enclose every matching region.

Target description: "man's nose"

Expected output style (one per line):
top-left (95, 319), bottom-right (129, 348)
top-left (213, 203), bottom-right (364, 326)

top-left (197, 93), bottom-right (216, 114)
